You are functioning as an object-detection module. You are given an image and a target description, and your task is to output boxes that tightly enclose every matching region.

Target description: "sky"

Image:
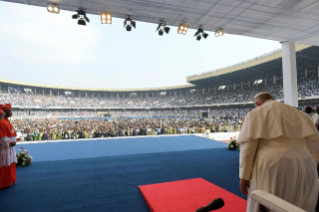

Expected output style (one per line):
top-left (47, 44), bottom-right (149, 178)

top-left (0, 1), bottom-right (281, 89)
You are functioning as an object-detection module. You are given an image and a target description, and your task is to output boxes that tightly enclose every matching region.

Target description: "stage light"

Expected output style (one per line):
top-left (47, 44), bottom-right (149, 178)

top-left (194, 28), bottom-right (208, 41)
top-left (72, 9), bottom-right (90, 26)
top-left (124, 16), bottom-right (136, 31)
top-left (78, 19), bottom-right (86, 26)
top-left (47, 4), bottom-right (60, 14)
top-left (156, 22), bottom-right (170, 36)
top-left (177, 24), bottom-right (188, 35)
top-left (101, 13), bottom-right (112, 24)
top-left (215, 29), bottom-right (224, 37)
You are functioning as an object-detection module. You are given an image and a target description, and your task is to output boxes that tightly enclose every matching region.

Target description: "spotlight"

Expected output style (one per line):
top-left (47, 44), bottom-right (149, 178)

top-left (72, 9), bottom-right (90, 26)
top-left (156, 22), bottom-right (170, 36)
top-left (194, 28), bottom-right (208, 41)
top-left (177, 24), bottom-right (188, 35)
top-left (47, 4), bottom-right (60, 14)
top-left (215, 29), bottom-right (224, 37)
top-left (124, 16), bottom-right (136, 31)
top-left (101, 13), bottom-right (112, 24)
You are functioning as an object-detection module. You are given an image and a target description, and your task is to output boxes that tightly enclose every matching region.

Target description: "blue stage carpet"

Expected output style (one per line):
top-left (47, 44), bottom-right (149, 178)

top-left (15, 135), bottom-right (227, 162)
top-left (0, 136), bottom-right (242, 212)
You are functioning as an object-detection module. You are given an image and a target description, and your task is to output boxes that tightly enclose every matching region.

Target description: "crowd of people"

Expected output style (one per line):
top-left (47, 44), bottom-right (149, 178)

top-left (8, 102), bottom-right (317, 143)
top-left (11, 107), bottom-right (253, 119)
top-left (2, 73), bottom-right (319, 108)
top-left (12, 110), bottom-right (99, 119)
top-left (2, 73), bottom-right (319, 144)
top-left (12, 117), bottom-right (242, 141)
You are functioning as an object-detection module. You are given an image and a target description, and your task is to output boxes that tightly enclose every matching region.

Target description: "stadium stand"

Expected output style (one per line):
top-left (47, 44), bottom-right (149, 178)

top-left (2, 45), bottom-right (319, 139)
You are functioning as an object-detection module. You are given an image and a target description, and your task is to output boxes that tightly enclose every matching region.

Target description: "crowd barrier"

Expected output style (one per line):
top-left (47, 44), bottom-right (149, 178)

top-left (195, 132), bottom-right (240, 141)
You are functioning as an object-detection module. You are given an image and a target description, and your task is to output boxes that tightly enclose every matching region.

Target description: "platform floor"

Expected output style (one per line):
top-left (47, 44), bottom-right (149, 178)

top-left (0, 135), bottom-right (243, 212)
top-left (15, 135), bottom-right (228, 162)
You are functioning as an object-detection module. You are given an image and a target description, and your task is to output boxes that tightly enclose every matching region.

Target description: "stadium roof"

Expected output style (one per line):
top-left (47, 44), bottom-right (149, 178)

top-left (0, 78), bottom-right (194, 92)
top-left (3, 0), bottom-right (319, 45)
top-left (187, 44), bottom-right (319, 86)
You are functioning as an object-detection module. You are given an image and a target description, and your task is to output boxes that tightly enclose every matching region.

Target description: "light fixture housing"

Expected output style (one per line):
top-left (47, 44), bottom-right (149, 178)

top-left (101, 13), bottom-right (112, 24)
top-left (177, 24), bottom-right (188, 35)
top-left (215, 29), bottom-right (224, 37)
top-left (47, 3), bottom-right (60, 14)
top-left (72, 9), bottom-right (90, 26)
top-left (156, 22), bottom-right (170, 36)
top-left (194, 28), bottom-right (208, 41)
top-left (124, 16), bottom-right (136, 31)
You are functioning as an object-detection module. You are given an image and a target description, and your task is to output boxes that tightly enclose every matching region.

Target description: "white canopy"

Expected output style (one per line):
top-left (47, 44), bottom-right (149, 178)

top-left (3, 0), bottom-right (319, 45)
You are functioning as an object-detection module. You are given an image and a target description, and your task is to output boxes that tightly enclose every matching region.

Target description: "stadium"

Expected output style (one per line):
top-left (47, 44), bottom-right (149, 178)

top-left (1, 44), bottom-right (319, 121)
top-left (1, 1), bottom-right (319, 212)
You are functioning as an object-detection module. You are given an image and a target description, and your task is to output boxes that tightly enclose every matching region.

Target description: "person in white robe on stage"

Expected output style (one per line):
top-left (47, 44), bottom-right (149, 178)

top-left (238, 92), bottom-right (319, 212)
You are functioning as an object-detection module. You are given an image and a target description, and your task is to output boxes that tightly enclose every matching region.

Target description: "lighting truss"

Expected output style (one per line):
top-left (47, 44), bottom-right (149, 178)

top-left (72, 9), bottom-right (90, 26)
top-left (177, 24), bottom-right (188, 35)
top-left (101, 13), bottom-right (112, 24)
top-left (194, 28), bottom-right (208, 41)
top-left (156, 22), bottom-right (170, 36)
top-left (215, 29), bottom-right (224, 37)
top-left (47, 3), bottom-right (60, 13)
top-left (124, 16), bottom-right (136, 31)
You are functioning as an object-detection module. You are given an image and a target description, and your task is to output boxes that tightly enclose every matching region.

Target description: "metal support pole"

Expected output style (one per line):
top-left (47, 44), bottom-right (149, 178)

top-left (282, 41), bottom-right (298, 107)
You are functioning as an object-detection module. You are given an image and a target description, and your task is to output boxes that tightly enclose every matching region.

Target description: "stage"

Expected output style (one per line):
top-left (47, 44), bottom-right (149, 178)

top-left (0, 135), bottom-right (245, 212)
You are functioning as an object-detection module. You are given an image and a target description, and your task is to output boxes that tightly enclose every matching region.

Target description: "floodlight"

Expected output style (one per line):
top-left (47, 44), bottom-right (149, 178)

top-left (156, 22), bottom-right (170, 36)
top-left (101, 13), bottom-right (112, 24)
top-left (194, 28), bottom-right (208, 41)
top-left (177, 24), bottom-right (188, 35)
top-left (72, 9), bottom-right (90, 26)
top-left (124, 16), bottom-right (136, 31)
top-left (215, 29), bottom-right (224, 37)
top-left (47, 4), bottom-right (60, 14)
top-left (78, 19), bottom-right (86, 26)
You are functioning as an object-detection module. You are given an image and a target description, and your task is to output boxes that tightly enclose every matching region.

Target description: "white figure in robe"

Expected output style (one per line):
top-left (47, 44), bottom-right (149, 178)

top-left (238, 92), bottom-right (319, 212)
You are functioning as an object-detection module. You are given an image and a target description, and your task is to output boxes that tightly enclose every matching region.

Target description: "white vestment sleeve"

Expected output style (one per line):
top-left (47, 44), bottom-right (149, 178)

top-left (0, 137), bottom-right (17, 167)
top-left (239, 139), bottom-right (259, 180)
top-left (0, 136), bottom-right (14, 147)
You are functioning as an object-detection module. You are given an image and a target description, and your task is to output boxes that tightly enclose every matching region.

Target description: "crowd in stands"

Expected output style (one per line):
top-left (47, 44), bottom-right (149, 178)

top-left (8, 102), bottom-right (316, 142)
top-left (12, 110), bottom-right (98, 119)
top-left (2, 73), bottom-right (319, 108)
top-left (11, 107), bottom-right (253, 120)
top-left (12, 117), bottom-right (242, 141)
top-left (2, 73), bottom-right (319, 141)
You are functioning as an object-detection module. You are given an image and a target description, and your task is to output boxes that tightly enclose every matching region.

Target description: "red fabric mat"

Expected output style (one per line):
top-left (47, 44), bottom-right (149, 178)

top-left (138, 178), bottom-right (246, 212)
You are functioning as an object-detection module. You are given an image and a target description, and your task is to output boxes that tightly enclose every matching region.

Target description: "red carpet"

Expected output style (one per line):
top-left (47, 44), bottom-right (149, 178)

top-left (138, 178), bottom-right (246, 212)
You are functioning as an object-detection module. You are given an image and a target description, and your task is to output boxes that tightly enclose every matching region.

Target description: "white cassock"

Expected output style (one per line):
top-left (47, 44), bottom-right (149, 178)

top-left (238, 100), bottom-right (319, 212)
